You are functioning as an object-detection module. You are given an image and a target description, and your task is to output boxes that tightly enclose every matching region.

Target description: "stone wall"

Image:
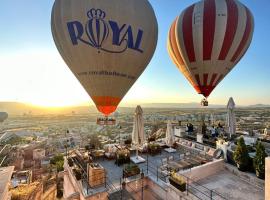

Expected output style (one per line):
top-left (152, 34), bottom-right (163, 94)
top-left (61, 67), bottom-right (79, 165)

top-left (42, 185), bottom-right (57, 200)
top-left (225, 163), bottom-right (264, 189)
top-left (144, 177), bottom-right (167, 199)
top-left (85, 192), bottom-right (107, 200)
top-left (180, 159), bottom-right (225, 182)
top-left (266, 157), bottom-right (270, 200)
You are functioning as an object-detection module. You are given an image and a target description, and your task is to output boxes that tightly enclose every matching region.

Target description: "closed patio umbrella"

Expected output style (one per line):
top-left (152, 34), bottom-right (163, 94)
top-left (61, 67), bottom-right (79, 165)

top-left (165, 120), bottom-right (176, 153)
top-left (226, 97), bottom-right (236, 138)
top-left (131, 105), bottom-right (146, 163)
top-left (166, 120), bottom-right (174, 147)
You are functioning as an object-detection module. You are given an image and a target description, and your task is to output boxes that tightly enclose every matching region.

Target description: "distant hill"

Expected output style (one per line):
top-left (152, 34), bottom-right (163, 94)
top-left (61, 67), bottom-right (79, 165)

top-left (0, 101), bottom-right (269, 116)
top-left (248, 104), bottom-right (270, 108)
top-left (0, 102), bottom-right (97, 116)
top-left (140, 103), bottom-right (225, 108)
top-left (0, 102), bottom-right (39, 115)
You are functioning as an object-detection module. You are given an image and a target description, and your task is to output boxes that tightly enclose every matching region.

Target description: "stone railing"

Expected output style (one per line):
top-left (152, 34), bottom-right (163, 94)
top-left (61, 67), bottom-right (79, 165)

top-left (180, 159), bottom-right (225, 182)
top-left (224, 163), bottom-right (265, 190)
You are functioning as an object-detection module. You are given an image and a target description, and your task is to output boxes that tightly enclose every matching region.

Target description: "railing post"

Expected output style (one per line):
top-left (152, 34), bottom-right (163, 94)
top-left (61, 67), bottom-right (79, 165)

top-left (210, 190), bottom-right (213, 200)
top-left (141, 172), bottom-right (144, 200)
top-left (156, 166), bottom-right (159, 181)
top-left (186, 177), bottom-right (189, 196)
top-left (120, 178), bottom-right (122, 200)
top-left (147, 154), bottom-right (149, 174)
top-left (122, 180), bottom-right (126, 200)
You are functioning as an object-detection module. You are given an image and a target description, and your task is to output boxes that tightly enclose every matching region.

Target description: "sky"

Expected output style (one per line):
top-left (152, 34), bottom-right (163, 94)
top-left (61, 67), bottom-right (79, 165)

top-left (0, 0), bottom-right (269, 107)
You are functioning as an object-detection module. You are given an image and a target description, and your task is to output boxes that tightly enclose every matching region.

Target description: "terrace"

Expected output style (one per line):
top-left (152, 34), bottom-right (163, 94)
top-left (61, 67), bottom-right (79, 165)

top-left (63, 136), bottom-right (265, 200)
top-left (63, 140), bottom-right (221, 199)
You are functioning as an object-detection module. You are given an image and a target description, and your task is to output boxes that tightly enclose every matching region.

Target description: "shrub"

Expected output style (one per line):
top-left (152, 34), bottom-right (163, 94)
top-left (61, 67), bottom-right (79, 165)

top-left (73, 168), bottom-right (82, 180)
top-left (123, 164), bottom-right (140, 177)
top-left (50, 154), bottom-right (64, 172)
top-left (148, 143), bottom-right (161, 155)
top-left (57, 189), bottom-right (63, 198)
top-left (233, 137), bottom-right (250, 171)
top-left (169, 172), bottom-right (186, 192)
top-left (68, 158), bottom-right (74, 167)
top-left (124, 138), bottom-right (132, 145)
top-left (253, 142), bottom-right (267, 179)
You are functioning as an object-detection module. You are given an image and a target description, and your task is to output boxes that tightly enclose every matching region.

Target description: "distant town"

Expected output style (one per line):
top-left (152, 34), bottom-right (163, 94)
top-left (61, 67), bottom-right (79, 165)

top-left (0, 102), bottom-right (269, 199)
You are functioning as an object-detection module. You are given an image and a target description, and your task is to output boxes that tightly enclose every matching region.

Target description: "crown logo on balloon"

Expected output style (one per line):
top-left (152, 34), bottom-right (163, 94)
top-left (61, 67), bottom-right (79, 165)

top-left (85, 8), bottom-right (129, 53)
top-left (87, 8), bottom-right (106, 19)
top-left (66, 8), bottom-right (144, 54)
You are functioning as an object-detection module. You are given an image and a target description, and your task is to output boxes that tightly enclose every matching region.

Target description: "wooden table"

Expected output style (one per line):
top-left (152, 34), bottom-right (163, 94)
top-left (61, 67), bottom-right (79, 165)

top-left (168, 161), bottom-right (184, 172)
top-left (91, 150), bottom-right (105, 160)
top-left (177, 160), bottom-right (193, 170)
top-left (88, 163), bottom-right (105, 188)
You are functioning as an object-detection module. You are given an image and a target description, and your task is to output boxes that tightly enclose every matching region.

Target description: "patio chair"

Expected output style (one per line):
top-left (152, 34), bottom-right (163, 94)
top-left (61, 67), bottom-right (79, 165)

top-left (168, 155), bottom-right (174, 162)
top-left (161, 158), bottom-right (168, 167)
top-left (185, 152), bottom-right (191, 157)
top-left (179, 154), bottom-right (185, 160)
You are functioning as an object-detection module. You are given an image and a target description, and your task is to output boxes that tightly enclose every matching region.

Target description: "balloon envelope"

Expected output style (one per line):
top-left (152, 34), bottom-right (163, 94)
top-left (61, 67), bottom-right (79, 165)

top-left (51, 0), bottom-right (158, 115)
top-left (0, 112), bottom-right (8, 122)
top-left (168, 0), bottom-right (254, 98)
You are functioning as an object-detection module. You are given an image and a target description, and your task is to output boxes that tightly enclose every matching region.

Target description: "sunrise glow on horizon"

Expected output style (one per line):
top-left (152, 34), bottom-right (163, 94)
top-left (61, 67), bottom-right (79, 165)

top-left (0, 0), bottom-right (269, 108)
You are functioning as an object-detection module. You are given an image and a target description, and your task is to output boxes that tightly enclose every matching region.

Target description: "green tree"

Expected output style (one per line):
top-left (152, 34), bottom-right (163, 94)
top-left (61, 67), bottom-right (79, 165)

top-left (50, 154), bottom-right (64, 165)
top-left (50, 154), bottom-right (64, 172)
top-left (253, 142), bottom-right (267, 179)
top-left (88, 134), bottom-right (101, 149)
top-left (233, 137), bottom-right (250, 171)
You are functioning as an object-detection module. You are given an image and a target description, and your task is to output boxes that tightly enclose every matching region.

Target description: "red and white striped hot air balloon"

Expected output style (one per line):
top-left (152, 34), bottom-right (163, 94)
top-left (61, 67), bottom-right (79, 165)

top-left (168, 0), bottom-right (254, 106)
top-left (51, 0), bottom-right (158, 124)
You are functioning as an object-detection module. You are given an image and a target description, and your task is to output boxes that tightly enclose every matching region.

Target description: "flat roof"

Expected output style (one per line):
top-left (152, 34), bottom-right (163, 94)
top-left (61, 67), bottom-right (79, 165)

top-left (0, 166), bottom-right (14, 200)
top-left (194, 170), bottom-right (264, 200)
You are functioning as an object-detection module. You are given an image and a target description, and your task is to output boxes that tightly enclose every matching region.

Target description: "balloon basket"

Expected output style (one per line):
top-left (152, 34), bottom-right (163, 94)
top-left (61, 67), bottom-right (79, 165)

top-left (97, 117), bottom-right (116, 126)
top-left (201, 98), bottom-right (208, 107)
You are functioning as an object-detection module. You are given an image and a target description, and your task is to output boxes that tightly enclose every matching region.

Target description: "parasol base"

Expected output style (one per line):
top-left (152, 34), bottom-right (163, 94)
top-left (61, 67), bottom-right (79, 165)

top-left (164, 147), bottom-right (176, 153)
top-left (131, 156), bottom-right (146, 164)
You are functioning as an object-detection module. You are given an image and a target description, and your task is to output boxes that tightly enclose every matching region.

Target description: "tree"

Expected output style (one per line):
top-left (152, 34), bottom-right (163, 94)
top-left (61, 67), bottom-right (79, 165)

top-left (253, 142), bottom-right (267, 179)
top-left (50, 154), bottom-right (64, 172)
top-left (233, 137), bottom-right (250, 171)
top-left (88, 134), bottom-right (101, 149)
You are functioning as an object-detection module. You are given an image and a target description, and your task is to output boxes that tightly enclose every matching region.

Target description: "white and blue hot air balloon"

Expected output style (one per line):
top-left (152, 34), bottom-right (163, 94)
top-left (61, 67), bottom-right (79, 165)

top-left (52, 0), bottom-right (158, 119)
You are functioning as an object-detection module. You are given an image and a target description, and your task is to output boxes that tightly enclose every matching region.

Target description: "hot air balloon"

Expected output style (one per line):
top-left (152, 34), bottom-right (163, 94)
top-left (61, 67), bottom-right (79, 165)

top-left (0, 112), bottom-right (8, 123)
top-left (168, 0), bottom-right (254, 106)
top-left (51, 0), bottom-right (158, 124)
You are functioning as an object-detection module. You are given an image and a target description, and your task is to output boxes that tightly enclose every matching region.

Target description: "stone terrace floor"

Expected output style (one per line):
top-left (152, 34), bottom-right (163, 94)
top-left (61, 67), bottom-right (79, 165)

top-left (193, 170), bottom-right (264, 200)
top-left (97, 149), bottom-right (179, 187)
top-left (94, 146), bottom-right (265, 200)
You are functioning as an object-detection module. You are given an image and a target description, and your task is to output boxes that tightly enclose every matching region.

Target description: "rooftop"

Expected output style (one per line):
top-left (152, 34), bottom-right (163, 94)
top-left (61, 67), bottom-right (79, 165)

top-left (194, 169), bottom-right (264, 200)
top-left (0, 166), bottom-right (14, 200)
top-left (64, 138), bottom-right (266, 200)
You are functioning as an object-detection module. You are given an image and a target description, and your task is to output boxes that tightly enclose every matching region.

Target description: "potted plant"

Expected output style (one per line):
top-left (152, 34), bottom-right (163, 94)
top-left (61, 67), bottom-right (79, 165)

top-left (73, 168), bottom-right (82, 180)
top-left (253, 142), bottom-right (267, 179)
top-left (148, 143), bottom-right (161, 155)
top-left (169, 172), bottom-right (186, 192)
top-left (233, 137), bottom-right (250, 171)
top-left (123, 164), bottom-right (140, 178)
top-left (115, 149), bottom-right (130, 166)
top-left (68, 158), bottom-right (74, 167)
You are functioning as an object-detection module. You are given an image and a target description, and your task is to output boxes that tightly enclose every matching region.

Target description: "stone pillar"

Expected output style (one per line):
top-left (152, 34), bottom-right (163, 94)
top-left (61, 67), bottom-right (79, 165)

top-left (266, 157), bottom-right (270, 200)
top-left (197, 134), bottom-right (203, 144)
top-left (216, 139), bottom-right (229, 161)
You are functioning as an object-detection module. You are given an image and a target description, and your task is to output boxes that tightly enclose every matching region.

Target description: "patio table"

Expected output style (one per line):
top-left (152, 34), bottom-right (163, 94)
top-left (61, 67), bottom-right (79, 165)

top-left (192, 155), bottom-right (208, 164)
top-left (177, 160), bottom-right (192, 170)
top-left (167, 161), bottom-right (183, 172)
top-left (185, 158), bottom-right (200, 167)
